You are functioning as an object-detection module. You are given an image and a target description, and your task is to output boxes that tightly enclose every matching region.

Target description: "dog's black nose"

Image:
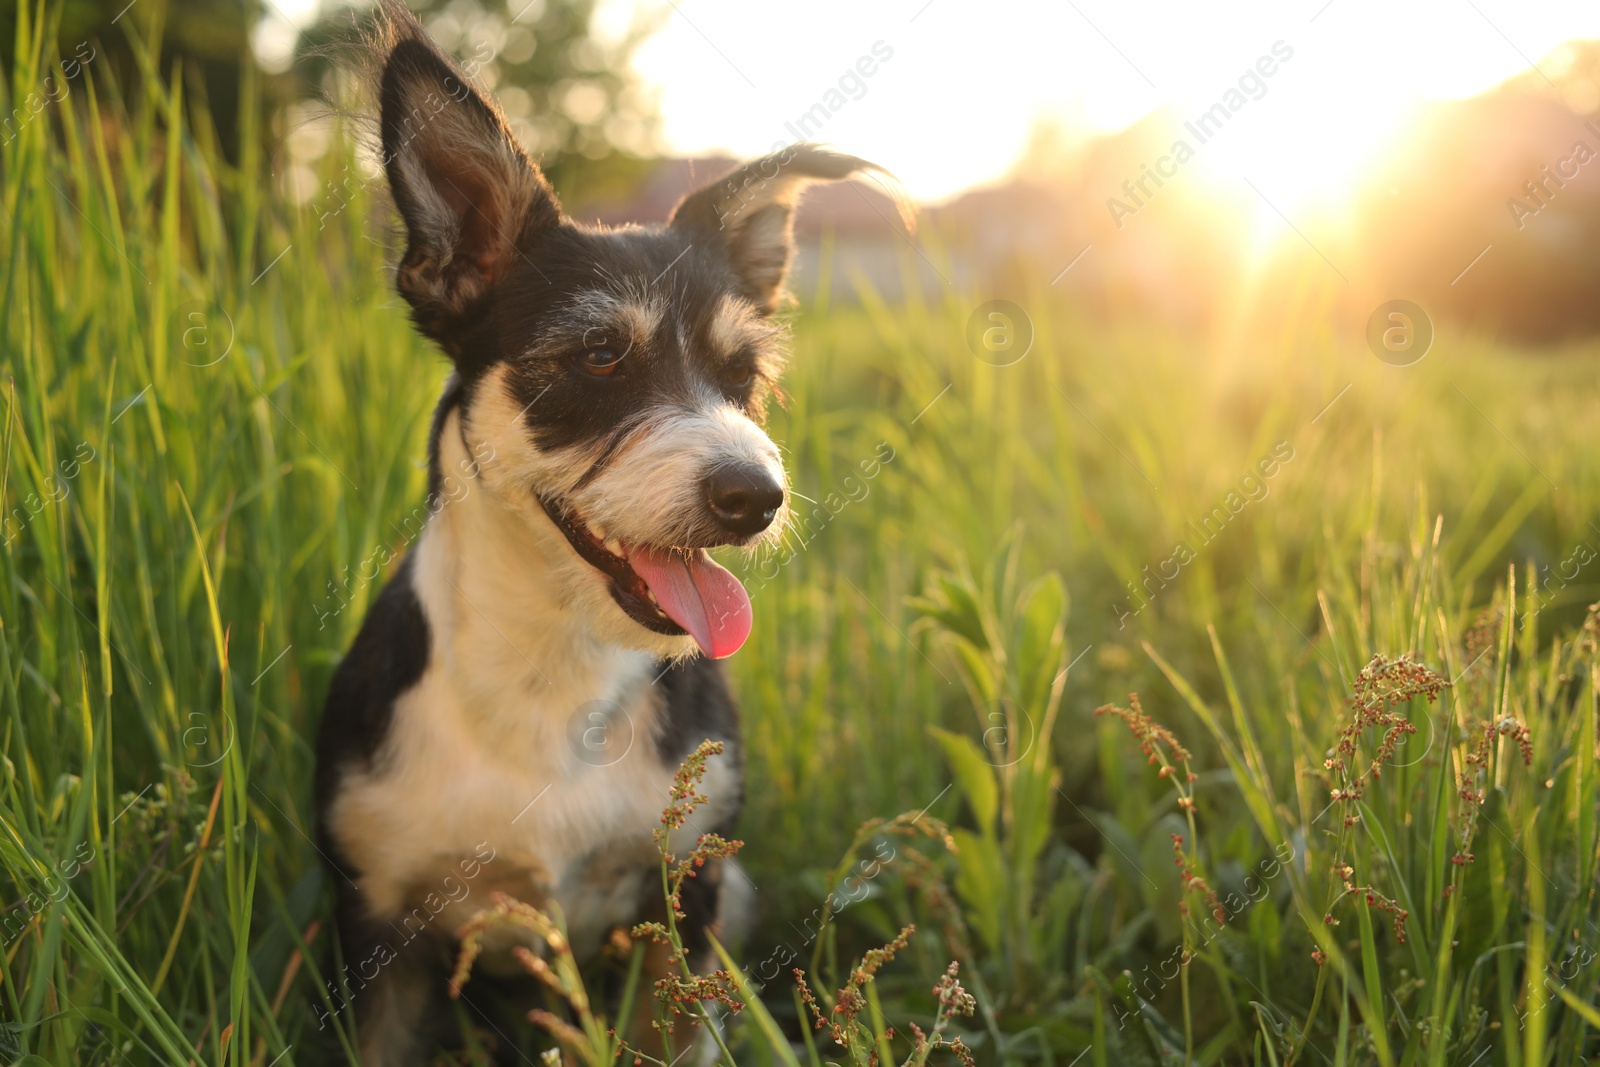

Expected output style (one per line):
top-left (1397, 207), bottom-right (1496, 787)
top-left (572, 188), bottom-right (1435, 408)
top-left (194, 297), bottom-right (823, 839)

top-left (705, 465), bottom-right (784, 537)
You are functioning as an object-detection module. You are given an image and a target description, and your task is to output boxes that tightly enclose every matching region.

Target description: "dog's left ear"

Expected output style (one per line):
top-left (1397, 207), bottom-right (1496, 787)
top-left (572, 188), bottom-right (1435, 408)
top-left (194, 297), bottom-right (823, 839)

top-left (377, 7), bottom-right (561, 344)
top-left (669, 145), bottom-right (909, 315)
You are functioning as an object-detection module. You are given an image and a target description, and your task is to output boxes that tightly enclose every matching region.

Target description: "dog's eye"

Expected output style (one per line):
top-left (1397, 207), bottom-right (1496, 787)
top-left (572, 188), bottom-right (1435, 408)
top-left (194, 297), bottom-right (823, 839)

top-left (577, 348), bottom-right (624, 377)
top-left (722, 362), bottom-right (752, 387)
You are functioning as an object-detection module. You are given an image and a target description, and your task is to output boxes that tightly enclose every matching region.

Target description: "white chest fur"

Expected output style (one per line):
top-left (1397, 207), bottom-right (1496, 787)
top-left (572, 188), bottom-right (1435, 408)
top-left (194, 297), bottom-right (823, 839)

top-left (328, 418), bottom-right (740, 954)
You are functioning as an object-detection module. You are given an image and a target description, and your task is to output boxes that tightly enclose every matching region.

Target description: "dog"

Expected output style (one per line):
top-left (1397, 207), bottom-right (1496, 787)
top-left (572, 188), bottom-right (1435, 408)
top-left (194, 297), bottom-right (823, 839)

top-left (312, 4), bottom-right (887, 1063)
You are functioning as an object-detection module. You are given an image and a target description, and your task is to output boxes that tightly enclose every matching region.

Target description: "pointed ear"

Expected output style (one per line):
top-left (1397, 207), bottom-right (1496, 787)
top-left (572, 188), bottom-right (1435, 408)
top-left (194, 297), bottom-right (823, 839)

top-left (669, 145), bottom-right (909, 315)
top-left (377, 11), bottom-right (560, 342)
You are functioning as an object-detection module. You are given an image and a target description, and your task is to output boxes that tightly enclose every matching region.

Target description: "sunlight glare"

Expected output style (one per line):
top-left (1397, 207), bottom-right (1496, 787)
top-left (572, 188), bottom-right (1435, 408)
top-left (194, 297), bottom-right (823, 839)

top-left (621, 0), bottom-right (1600, 206)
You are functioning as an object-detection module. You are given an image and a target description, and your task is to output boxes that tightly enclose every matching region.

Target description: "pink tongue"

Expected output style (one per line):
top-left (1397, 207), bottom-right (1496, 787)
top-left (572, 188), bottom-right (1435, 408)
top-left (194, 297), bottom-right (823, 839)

top-left (627, 547), bottom-right (753, 659)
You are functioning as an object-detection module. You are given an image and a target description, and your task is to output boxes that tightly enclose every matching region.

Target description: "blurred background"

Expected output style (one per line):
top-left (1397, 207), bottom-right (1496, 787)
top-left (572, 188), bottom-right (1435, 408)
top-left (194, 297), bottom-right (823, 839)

top-left (11, 0), bottom-right (1600, 342)
top-left (11, 4), bottom-right (1600, 1061)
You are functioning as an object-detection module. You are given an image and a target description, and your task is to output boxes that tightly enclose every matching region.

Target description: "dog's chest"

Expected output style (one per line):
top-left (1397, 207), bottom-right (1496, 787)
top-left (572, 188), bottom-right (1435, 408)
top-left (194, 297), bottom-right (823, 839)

top-left (329, 652), bottom-right (739, 952)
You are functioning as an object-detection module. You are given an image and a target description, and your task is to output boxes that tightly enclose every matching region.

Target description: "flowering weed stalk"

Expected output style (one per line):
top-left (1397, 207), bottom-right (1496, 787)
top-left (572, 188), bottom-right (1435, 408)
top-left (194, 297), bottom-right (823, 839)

top-left (803, 810), bottom-right (963, 991)
top-left (449, 740), bottom-right (975, 1067)
top-left (1095, 693), bottom-right (1206, 1062)
top-left (448, 740), bottom-right (745, 1067)
top-left (449, 893), bottom-right (623, 1067)
top-left (630, 739), bottom-right (746, 1063)
top-left (1318, 654), bottom-right (1450, 948)
top-left (795, 927), bottom-right (976, 1067)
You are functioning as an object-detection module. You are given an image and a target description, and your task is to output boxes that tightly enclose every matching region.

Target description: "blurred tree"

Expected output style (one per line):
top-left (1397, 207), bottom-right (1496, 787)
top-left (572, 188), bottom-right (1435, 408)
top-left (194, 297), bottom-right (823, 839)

top-left (2, 0), bottom-right (663, 202)
top-left (0, 0), bottom-right (272, 160)
top-left (301, 0), bottom-right (664, 205)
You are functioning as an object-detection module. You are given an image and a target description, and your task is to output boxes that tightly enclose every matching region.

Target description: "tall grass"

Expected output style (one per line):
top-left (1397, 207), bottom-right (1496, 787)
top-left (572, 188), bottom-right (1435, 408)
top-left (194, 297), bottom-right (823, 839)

top-left (2, 7), bottom-right (1599, 1064)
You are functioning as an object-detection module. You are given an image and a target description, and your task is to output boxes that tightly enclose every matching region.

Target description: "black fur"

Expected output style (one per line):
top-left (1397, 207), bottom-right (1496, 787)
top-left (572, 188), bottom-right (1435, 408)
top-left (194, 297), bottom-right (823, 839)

top-left (311, 5), bottom-right (883, 1061)
top-left (651, 655), bottom-right (745, 775)
top-left (313, 551), bottom-right (429, 851)
top-left (424, 372), bottom-right (466, 507)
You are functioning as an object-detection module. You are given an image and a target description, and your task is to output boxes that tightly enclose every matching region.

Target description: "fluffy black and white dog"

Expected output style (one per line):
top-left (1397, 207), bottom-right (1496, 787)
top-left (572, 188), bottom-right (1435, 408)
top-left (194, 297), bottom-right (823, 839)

top-left (313, 3), bottom-right (885, 1063)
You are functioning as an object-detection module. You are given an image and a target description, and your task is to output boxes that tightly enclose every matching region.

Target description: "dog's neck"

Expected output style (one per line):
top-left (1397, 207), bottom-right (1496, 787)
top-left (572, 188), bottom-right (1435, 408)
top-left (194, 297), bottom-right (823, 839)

top-left (408, 407), bottom-right (657, 746)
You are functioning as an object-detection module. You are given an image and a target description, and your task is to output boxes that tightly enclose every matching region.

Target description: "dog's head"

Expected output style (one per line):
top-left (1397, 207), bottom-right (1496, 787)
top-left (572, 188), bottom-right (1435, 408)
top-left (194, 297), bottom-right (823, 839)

top-left (371, 5), bottom-right (888, 660)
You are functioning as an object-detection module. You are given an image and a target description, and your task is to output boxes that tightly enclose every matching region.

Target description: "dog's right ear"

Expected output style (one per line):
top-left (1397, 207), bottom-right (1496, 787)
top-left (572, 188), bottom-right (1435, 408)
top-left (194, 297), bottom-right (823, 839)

top-left (377, 7), bottom-right (560, 346)
top-left (669, 145), bottom-right (911, 316)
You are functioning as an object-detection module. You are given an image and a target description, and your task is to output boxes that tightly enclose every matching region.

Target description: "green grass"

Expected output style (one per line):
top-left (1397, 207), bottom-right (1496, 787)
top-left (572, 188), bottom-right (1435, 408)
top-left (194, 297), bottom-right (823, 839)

top-left (4, 8), bottom-right (1600, 1065)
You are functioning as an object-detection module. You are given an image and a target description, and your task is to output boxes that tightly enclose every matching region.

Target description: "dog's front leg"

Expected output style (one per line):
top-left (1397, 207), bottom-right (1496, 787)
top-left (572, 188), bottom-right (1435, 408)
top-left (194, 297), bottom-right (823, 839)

top-left (333, 885), bottom-right (443, 1067)
top-left (628, 856), bottom-right (753, 1064)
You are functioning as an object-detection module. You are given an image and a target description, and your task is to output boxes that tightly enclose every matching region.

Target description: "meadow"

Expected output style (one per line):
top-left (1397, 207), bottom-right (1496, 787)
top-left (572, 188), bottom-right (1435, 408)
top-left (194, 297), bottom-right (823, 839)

top-left (3, 10), bottom-right (1600, 1066)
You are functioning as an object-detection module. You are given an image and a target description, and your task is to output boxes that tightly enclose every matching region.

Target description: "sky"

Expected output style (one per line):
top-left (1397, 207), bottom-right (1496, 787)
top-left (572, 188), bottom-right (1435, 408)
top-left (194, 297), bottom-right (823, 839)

top-left (621, 0), bottom-right (1600, 204)
top-left (259, 0), bottom-right (1600, 205)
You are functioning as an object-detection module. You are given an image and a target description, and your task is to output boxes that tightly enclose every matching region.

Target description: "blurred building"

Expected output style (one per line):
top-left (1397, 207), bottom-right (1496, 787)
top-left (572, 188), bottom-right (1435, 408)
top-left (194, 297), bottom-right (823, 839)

top-left (566, 45), bottom-right (1600, 345)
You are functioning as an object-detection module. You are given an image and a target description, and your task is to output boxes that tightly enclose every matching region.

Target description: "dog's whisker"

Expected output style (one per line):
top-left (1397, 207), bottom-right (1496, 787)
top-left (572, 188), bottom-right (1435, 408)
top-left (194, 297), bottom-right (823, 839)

top-left (317, 11), bottom-right (879, 1051)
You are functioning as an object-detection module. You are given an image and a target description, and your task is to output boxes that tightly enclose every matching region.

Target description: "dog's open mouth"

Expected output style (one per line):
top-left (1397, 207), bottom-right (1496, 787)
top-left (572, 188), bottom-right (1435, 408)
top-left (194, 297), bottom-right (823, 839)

top-left (537, 495), bottom-right (753, 659)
